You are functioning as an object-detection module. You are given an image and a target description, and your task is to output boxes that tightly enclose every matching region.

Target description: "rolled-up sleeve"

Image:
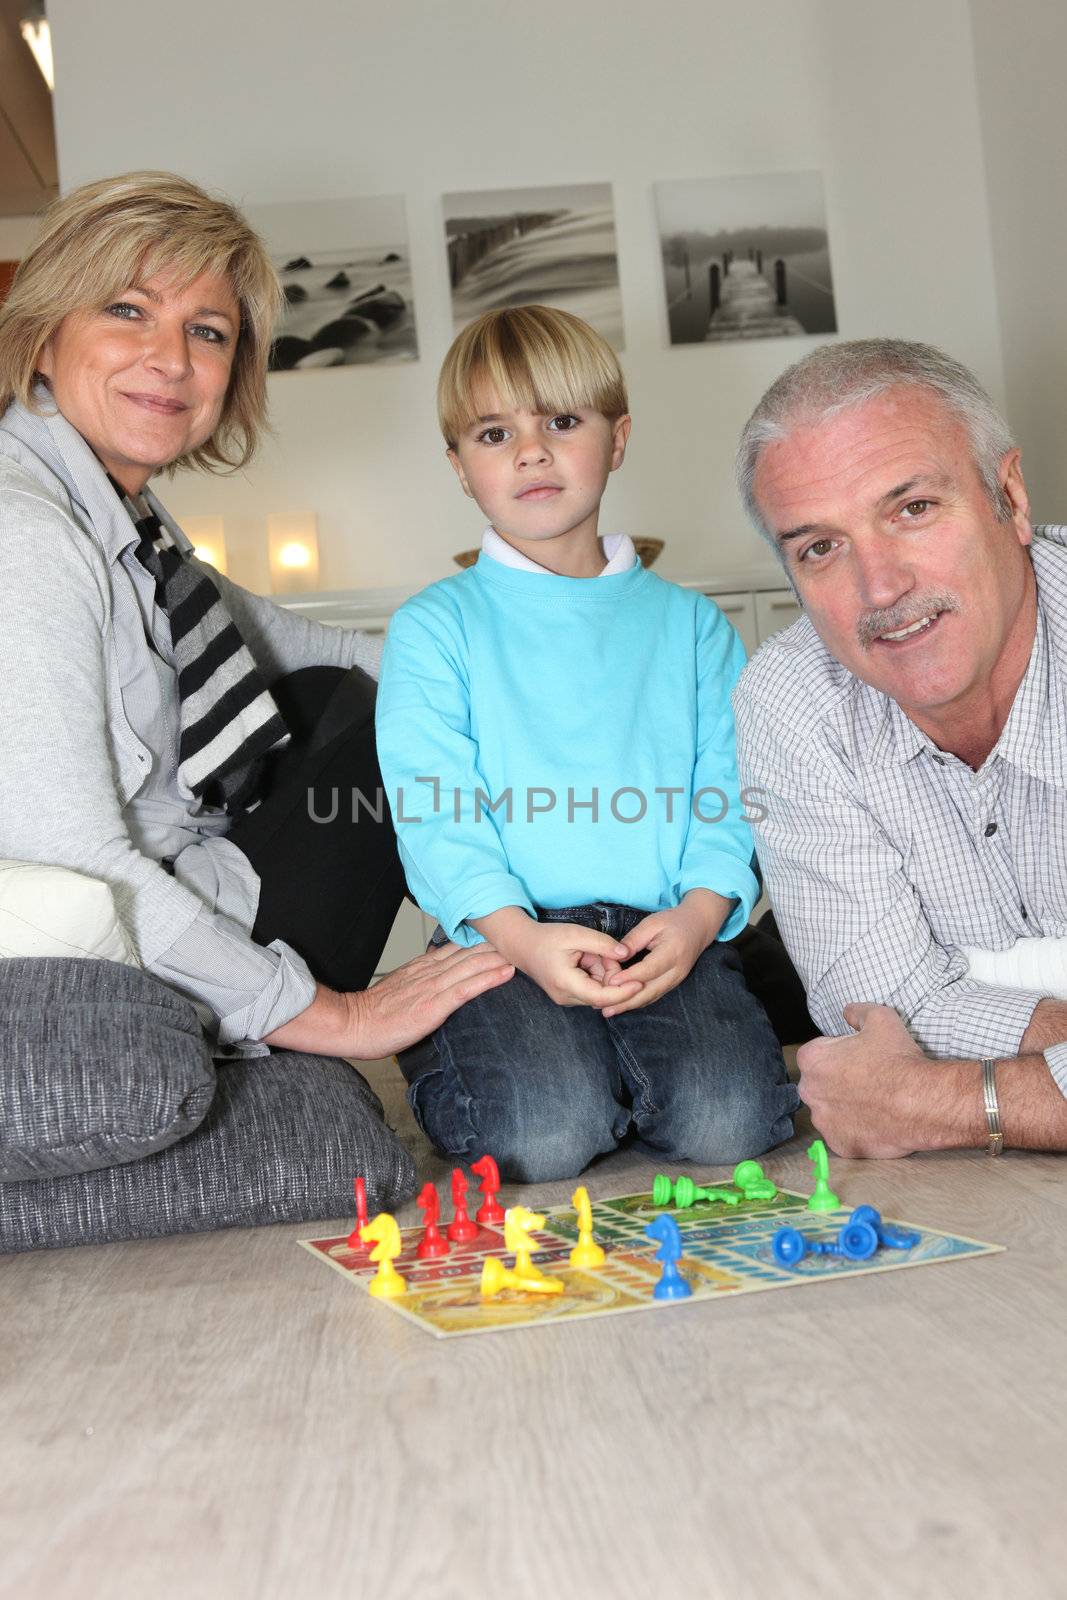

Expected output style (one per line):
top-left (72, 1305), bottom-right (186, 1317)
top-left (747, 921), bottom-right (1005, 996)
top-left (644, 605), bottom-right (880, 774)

top-left (149, 909), bottom-right (316, 1049)
top-left (1042, 1043), bottom-right (1067, 1100)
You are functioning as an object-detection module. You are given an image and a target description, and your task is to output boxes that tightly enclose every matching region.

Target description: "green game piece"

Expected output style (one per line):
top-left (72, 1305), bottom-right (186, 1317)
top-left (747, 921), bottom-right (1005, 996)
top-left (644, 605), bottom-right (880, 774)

top-left (651, 1174), bottom-right (740, 1210)
top-left (732, 1159), bottom-right (778, 1201)
top-left (806, 1139), bottom-right (840, 1212)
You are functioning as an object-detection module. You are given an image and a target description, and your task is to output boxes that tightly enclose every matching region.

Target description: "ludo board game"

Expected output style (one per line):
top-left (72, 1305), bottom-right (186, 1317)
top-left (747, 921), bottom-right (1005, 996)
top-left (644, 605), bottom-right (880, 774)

top-left (298, 1150), bottom-right (1003, 1340)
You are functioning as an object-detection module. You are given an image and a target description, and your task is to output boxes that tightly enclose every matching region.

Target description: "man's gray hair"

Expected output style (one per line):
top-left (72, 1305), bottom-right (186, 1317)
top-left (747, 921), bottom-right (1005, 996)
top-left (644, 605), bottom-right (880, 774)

top-left (736, 338), bottom-right (1016, 543)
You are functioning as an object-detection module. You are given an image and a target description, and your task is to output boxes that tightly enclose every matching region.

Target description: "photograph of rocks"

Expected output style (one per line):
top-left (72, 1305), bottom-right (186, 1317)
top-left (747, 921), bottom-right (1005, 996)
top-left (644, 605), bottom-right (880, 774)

top-left (246, 195), bottom-right (418, 371)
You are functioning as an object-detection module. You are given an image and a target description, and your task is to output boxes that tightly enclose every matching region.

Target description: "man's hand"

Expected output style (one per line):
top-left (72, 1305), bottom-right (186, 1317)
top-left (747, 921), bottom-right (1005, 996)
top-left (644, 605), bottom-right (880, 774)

top-left (595, 891), bottom-right (729, 1019)
top-left (796, 1002), bottom-right (934, 1157)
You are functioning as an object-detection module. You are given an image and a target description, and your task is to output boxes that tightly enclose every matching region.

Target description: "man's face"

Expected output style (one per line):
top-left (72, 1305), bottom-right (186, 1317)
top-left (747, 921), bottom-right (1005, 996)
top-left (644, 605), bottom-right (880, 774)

top-left (752, 387), bottom-right (1034, 728)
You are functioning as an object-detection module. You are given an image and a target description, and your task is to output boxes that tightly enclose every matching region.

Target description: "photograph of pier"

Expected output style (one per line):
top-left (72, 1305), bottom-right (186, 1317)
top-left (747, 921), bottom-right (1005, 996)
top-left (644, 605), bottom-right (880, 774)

top-left (443, 182), bottom-right (623, 348)
top-left (655, 171), bottom-right (837, 346)
top-left (246, 195), bottom-right (418, 372)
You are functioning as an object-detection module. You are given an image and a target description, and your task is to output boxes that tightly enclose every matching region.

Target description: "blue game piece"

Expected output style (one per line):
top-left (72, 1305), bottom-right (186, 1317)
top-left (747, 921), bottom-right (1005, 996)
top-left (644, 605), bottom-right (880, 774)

top-left (849, 1205), bottom-right (920, 1251)
top-left (772, 1226), bottom-right (808, 1267)
top-left (645, 1214), bottom-right (693, 1301)
top-left (838, 1219), bottom-right (879, 1261)
top-left (849, 1204), bottom-right (881, 1230)
top-left (878, 1223), bottom-right (921, 1250)
top-left (773, 1218), bottom-right (877, 1268)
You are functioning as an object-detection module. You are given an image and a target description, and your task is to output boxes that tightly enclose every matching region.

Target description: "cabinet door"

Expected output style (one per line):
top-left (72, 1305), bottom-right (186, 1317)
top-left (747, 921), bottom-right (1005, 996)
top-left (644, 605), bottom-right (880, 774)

top-left (755, 589), bottom-right (802, 644)
top-left (374, 897), bottom-right (434, 978)
top-left (705, 592), bottom-right (758, 657)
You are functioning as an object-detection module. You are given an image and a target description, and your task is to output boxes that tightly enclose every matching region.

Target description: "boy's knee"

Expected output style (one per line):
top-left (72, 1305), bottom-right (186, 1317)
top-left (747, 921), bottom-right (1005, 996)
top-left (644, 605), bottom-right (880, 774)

top-left (638, 1049), bottom-right (798, 1167)
top-left (485, 1077), bottom-right (620, 1182)
top-left (413, 1023), bottom-right (623, 1180)
top-left (491, 1119), bottom-right (611, 1184)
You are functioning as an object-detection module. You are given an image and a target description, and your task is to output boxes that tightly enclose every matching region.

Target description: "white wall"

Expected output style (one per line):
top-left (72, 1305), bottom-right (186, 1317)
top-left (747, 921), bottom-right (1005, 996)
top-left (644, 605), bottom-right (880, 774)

top-left (970, 0), bottom-right (1067, 524)
top-left (0, 216), bottom-right (41, 256)
top-left (47, 0), bottom-right (1004, 593)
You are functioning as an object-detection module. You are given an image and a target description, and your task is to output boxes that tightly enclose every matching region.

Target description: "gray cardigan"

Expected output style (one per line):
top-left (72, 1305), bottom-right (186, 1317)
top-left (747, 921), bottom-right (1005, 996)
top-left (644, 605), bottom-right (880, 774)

top-left (0, 397), bottom-right (381, 1051)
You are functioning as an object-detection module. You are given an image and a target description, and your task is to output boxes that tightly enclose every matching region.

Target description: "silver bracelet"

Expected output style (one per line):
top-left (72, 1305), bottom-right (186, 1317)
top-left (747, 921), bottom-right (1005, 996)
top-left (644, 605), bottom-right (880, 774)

top-left (981, 1058), bottom-right (1004, 1156)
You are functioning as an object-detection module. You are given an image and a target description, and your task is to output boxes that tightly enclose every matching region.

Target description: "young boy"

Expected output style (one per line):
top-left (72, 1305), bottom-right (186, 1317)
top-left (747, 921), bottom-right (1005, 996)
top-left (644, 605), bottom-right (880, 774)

top-left (376, 305), bottom-right (797, 1182)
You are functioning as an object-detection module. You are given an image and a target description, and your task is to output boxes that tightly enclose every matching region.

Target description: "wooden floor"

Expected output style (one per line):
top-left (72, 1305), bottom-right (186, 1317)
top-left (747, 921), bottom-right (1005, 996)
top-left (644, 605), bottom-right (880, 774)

top-left (1, 1060), bottom-right (1064, 1600)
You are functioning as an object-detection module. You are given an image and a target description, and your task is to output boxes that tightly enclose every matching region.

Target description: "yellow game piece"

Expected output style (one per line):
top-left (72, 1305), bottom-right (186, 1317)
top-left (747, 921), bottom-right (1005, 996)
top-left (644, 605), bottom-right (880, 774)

top-left (503, 1204), bottom-right (544, 1277)
top-left (569, 1185), bottom-right (606, 1269)
top-left (361, 1212), bottom-right (407, 1298)
top-left (502, 1205), bottom-right (564, 1291)
top-left (481, 1257), bottom-right (563, 1298)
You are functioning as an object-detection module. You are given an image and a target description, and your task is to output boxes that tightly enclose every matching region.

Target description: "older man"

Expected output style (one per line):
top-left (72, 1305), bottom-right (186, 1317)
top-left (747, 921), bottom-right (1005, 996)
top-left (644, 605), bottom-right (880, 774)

top-left (734, 338), bottom-right (1067, 1158)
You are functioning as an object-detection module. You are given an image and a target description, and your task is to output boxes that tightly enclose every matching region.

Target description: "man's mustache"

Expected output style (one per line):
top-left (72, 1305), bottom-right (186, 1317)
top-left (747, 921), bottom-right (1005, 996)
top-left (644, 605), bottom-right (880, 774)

top-left (857, 593), bottom-right (960, 651)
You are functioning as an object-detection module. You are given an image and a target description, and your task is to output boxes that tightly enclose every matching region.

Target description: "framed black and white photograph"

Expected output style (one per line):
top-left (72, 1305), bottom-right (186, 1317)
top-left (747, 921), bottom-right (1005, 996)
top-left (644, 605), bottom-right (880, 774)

top-left (655, 171), bottom-right (837, 347)
top-left (246, 195), bottom-right (418, 371)
top-left (443, 182), bottom-right (623, 348)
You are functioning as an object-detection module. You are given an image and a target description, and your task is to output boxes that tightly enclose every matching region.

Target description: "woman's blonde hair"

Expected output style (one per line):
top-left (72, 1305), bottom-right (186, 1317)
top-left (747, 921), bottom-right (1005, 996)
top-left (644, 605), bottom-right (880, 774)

top-left (0, 170), bottom-right (282, 473)
top-left (438, 304), bottom-right (627, 448)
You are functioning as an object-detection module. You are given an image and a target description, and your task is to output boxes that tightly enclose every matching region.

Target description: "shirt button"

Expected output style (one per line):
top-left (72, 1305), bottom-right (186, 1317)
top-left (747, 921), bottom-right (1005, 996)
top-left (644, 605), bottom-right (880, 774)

top-left (931, 754), bottom-right (946, 766)
top-left (984, 822), bottom-right (998, 837)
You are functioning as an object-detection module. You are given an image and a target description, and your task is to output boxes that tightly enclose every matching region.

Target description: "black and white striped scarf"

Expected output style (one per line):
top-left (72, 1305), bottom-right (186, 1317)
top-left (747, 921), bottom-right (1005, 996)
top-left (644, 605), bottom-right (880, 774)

top-left (117, 483), bottom-right (289, 813)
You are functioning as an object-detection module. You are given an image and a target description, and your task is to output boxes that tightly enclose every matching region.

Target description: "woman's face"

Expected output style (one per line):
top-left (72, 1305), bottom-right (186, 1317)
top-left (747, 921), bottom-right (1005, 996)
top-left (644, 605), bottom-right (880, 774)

top-left (37, 265), bottom-right (240, 495)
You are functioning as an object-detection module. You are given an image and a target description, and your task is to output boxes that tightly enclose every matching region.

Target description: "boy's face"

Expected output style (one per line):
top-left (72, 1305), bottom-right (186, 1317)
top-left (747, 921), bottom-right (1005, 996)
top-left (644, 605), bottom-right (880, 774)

top-left (447, 384), bottom-right (630, 567)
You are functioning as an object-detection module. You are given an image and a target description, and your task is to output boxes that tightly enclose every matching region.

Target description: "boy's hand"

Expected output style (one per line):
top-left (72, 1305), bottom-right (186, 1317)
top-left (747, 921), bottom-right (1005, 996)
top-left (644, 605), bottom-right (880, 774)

top-left (471, 906), bottom-right (643, 1008)
top-left (517, 921), bottom-right (645, 1008)
top-left (600, 890), bottom-right (731, 1018)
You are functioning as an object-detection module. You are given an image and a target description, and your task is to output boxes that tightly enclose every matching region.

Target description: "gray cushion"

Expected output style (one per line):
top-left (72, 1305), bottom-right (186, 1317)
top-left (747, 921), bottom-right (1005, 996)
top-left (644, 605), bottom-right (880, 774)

top-left (0, 957), bottom-right (215, 1181)
top-left (0, 955), bottom-right (417, 1252)
top-left (0, 1048), bottom-right (416, 1252)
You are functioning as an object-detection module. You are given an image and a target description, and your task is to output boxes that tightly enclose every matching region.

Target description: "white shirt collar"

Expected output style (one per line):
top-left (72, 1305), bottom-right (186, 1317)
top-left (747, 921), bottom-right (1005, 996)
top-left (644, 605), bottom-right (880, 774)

top-left (480, 526), bottom-right (638, 577)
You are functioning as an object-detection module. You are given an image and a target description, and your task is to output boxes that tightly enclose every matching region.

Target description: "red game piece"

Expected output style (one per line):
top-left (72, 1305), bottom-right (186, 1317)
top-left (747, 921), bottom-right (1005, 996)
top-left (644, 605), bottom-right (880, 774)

top-left (471, 1154), bottom-right (505, 1225)
top-left (446, 1167), bottom-right (479, 1242)
top-left (416, 1182), bottom-right (450, 1259)
top-left (347, 1176), bottom-right (370, 1251)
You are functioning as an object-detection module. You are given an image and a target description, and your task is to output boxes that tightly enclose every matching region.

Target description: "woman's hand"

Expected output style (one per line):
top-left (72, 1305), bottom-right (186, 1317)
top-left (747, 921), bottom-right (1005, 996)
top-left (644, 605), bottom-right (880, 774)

top-left (265, 941), bottom-right (515, 1059)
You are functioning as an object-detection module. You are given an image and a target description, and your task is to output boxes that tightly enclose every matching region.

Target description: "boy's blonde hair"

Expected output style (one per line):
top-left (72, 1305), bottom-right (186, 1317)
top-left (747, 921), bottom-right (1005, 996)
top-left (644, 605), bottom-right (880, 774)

top-left (0, 170), bottom-right (282, 474)
top-left (438, 305), bottom-right (627, 448)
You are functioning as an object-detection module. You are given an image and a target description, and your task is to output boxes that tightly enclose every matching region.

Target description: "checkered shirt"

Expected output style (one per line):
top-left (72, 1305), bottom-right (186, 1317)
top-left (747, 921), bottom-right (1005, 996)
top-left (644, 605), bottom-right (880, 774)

top-left (734, 525), bottom-right (1067, 1098)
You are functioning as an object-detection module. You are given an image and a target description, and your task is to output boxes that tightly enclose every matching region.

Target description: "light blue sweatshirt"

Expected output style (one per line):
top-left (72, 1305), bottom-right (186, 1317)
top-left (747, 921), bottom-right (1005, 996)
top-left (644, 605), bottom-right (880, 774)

top-left (376, 553), bottom-right (759, 946)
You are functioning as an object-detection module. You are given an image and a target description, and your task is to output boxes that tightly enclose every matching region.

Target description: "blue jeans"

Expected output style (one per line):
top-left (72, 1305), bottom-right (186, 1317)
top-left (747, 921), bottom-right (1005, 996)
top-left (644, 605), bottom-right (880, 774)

top-left (399, 904), bottom-right (799, 1183)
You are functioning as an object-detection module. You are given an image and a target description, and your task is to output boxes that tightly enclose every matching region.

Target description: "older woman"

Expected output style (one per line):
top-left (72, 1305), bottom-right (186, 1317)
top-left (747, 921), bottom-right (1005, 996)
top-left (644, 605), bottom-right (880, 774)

top-left (0, 171), bottom-right (513, 1062)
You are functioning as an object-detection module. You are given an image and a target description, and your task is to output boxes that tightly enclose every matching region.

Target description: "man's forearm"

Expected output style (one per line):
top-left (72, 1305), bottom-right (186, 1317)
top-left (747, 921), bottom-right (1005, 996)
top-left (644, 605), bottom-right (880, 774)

top-left (984, 1052), bottom-right (1067, 1150)
top-left (796, 1002), bottom-right (1067, 1157)
top-left (1019, 999), bottom-right (1067, 1053)
top-left (908, 1000), bottom-right (1067, 1150)
top-left (905, 1053), bottom-right (1067, 1153)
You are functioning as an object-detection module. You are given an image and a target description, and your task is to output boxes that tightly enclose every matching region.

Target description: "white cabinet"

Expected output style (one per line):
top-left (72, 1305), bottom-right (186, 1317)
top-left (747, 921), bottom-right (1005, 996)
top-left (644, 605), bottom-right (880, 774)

top-left (705, 591), bottom-right (758, 655)
top-left (754, 589), bottom-right (802, 643)
top-left (705, 588), bottom-right (801, 655)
